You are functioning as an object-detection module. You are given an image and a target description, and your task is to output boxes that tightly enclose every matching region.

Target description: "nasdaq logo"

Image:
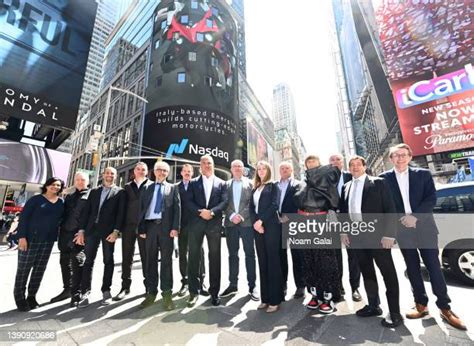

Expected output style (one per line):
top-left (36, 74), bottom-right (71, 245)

top-left (166, 139), bottom-right (189, 158)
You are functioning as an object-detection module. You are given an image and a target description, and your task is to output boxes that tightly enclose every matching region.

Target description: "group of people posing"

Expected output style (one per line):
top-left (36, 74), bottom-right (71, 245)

top-left (12, 143), bottom-right (466, 331)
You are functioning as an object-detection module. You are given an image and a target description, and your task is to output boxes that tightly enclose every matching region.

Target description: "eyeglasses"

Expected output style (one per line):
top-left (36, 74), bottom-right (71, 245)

top-left (392, 153), bottom-right (410, 159)
top-left (155, 168), bottom-right (169, 172)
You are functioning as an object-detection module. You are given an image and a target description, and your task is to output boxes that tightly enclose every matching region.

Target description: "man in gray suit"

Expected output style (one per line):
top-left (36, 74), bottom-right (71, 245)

top-left (138, 161), bottom-right (180, 310)
top-left (220, 160), bottom-right (258, 300)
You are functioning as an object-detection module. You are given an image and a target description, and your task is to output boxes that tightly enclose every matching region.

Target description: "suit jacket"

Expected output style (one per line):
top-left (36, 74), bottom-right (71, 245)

top-left (340, 175), bottom-right (397, 243)
top-left (250, 182), bottom-right (280, 226)
top-left (280, 178), bottom-right (301, 214)
top-left (177, 181), bottom-right (192, 229)
top-left (342, 171), bottom-right (352, 184)
top-left (138, 180), bottom-right (181, 234)
top-left (123, 179), bottom-right (149, 233)
top-left (186, 175), bottom-right (228, 226)
top-left (224, 177), bottom-right (253, 228)
top-left (379, 167), bottom-right (438, 235)
top-left (80, 185), bottom-right (125, 237)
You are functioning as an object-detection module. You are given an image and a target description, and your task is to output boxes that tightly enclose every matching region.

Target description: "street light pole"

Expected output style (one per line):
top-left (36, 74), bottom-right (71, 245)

top-left (92, 86), bottom-right (148, 187)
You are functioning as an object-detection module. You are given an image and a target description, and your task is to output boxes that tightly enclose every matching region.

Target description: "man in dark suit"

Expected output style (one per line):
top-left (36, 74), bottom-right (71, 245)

top-left (330, 153), bottom-right (361, 302)
top-left (340, 156), bottom-right (402, 328)
top-left (176, 164), bottom-right (206, 297)
top-left (186, 155), bottom-right (228, 307)
top-left (380, 143), bottom-right (466, 330)
top-left (277, 161), bottom-right (305, 299)
top-left (77, 167), bottom-right (125, 307)
top-left (113, 162), bottom-right (149, 301)
top-left (137, 161), bottom-right (180, 310)
top-left (220, 160), bottom-right (257, 300)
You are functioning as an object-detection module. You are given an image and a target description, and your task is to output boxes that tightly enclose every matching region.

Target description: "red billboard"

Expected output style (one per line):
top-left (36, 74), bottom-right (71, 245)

top-left (374, 1), bottom-right (474, 156)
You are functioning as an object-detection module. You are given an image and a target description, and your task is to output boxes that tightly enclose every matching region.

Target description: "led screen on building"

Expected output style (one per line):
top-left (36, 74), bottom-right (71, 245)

top-left (143, 0), bottom-right (239, 167)
top-left (374, 0), bottom-right (474, 156)
top-left (0, 0), bottom-right (97, 131)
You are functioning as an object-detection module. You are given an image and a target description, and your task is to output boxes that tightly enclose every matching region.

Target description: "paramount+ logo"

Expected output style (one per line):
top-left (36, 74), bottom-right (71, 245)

top-left (166, 139), bottom-right (229, 162)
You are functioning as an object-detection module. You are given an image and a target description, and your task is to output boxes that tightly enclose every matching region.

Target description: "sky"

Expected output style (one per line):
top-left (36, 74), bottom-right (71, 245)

top-left (245, 0), bottom-right (340, 163)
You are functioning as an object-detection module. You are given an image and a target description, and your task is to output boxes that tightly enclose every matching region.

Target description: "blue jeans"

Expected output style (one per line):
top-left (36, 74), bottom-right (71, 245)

top-left (225, 225), bottom-right (256, 290)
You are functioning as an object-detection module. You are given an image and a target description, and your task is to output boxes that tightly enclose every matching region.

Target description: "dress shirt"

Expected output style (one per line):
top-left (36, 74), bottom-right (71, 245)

top-left (337, 173), bottom-right (344, 197)
top-left (202, 175), bottom-right (214, 208)
top-left (348, 174), bottom-right (366, 221)
top-left (395, 168), bottom-right (412, 214)
top-left (253, 186), bottom-right (264, 214)
top-left (278, 179), bottom-right (290, 212)
top-left (183, 180), bottom-right (190, 191)
top-left (146, 182), bottom-right (164, 220)
top-left (229, 179), bottom-right (244, 222)
top-left (134, 178), bottom-right (147, 189)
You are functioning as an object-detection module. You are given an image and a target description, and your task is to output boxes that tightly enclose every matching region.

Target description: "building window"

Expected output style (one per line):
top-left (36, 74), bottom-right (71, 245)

top-left (181, 15), bottom-right (189, 24)
top-left (177, 73), bottom-right (186, 83)
top-left (191, 1), bottom-right (198, 9)
top-left (154, 40), bottom-right (160, 50)
top-left (196, 32), bottom-right (204, 42)
top-left (206, 19), bottom-right (213, 28)
top-left (156, 76), bottom-right (162, 87)
top-left (188, 52), bottom-right (197, 61)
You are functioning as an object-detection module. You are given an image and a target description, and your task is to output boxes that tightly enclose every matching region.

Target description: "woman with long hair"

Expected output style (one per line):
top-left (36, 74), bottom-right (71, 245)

top-left (250, 161), bottom-right (283, 313)
top-left (14, 177), bottom-right (65, 311)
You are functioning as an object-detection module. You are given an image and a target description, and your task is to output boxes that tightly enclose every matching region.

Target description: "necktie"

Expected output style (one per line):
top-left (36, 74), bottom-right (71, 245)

top-left (350, 180), bottom-right (360, 221)
top-left (154, 183), bottom-right (163, 214)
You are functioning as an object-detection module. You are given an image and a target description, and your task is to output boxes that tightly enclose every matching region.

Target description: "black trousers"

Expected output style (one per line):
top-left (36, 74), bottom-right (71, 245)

top-left (144, 221), bottom-right (174, 296)
top-left (354, 248), bottom-right (400, 314)
top-left (188, 219), bottom-right (221, 297)
top-left (58, 230), bottom-right (85, 296)
top-left (225, 225), bottom-right (256, 290)
top-left (14, 240), bottom-right (54, 304)
top-left (178, 225), bottom-right (205, 286)
top-left (281, 247), bottom-right (305, 289)
top-left (336, 247), bottom-right (361, 292)
top-left (255, 222), bottom-right (284, 306)
top-left (121, 229), bottom-right (147, 290)
top-left (80, 232), bottom-right (115, 294)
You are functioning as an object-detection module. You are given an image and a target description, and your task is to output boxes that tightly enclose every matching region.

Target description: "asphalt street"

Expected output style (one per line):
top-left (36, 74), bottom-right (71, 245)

top-left (0, 239), bottom-right (473, 345)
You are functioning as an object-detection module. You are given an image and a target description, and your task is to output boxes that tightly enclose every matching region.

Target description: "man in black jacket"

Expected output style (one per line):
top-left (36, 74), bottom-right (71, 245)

top-left (77, 167), bottom-right (125, 307)
top-left (138, 161), bottom-right (180, 310)
top-left (340, 156), bottom-right (402, 328)
top-left (50, 172), bottom-right (90, 306)
top-left (114, 162), bottom-right (149, 301)
top-left (186, 155), bottom-right (228, 307)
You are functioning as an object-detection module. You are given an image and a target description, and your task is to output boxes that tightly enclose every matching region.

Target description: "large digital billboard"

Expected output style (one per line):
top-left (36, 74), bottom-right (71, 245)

top-left (143, 0), bottom-right (239, 167)
top-left (0, 138), bottom-right (71, 184)
top-left (0, 0), bottom-right (97, 131)
top-left (247, 121), bottom-right (273, 168)
top-left (374, 0), bottom-right (473, 156)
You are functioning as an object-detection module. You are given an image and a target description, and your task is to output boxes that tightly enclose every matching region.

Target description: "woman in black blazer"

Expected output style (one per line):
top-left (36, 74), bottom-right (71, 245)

top-left (250, 161), bottom-right (283, 312)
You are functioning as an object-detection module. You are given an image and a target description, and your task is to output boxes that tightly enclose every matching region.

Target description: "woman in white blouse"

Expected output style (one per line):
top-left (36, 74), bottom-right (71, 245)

top-left (250, 161), bottom-right (283, 313)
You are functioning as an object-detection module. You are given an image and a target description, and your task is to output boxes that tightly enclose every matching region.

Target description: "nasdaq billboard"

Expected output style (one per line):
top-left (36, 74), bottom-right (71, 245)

top-left (0, 0), bottom-right (97, 131)
top-left (143, 0), bottom-right (239, 167)
top-left (374, 0), bottom-right (474, 156)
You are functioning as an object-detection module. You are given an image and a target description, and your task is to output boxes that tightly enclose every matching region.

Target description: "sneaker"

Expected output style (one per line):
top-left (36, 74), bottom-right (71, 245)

top-left (70, 294), bottom-right (81, 307)
top-left (177, 284), bottom-right (188, 297)
top-left (162, 294), bottom-right (175, 311)
top-left (187, 294), bottom-right (198, 308)
top-left (220, 286), bottom-right (238, 298)
top-left (318, 292), bottom-right (336, 314)
top-left (101, 291), bottom-right (112, 305)
top-left (78, 292), bottom-right (90, 308)
top-left (249, 289), bottom-right (260, 301)
top-left (113, 288), bottom-right (130, 301)
top-left (140, 294), bottom-right (156, 309)
top-left (306, 296), bottom-right (320, 310)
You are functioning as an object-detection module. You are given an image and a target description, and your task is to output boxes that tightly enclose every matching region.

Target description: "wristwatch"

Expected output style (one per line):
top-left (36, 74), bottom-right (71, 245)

top-left (210, 211), bottom-right (215, 218)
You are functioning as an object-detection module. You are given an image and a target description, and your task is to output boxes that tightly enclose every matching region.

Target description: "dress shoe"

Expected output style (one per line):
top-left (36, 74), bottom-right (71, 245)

top-left (220, 286), bottom-right (238, 298)
top-left (257, 303), bottom-right (268, 310)
top-left (356, 305), bottom-right (383, 317)
top-left (187, 294), bottom-right (198, 308)
top-left (113, 288), bottom-right (130, 301)
top-left (16, 300), bottom-right (30, 312)
top-left (266, 305), bottom-right (279, 313)
top-left (406, 304), bottom-right (429, 319)
top-left (162, 294), bottom-right (175, 311)
top-left (249, 289), bottom-right (260, 301)
top-left (77, 292), bottom-right (90, 308)
top-left (140, 294), bottom-right (156, 309)
top-left (50, 289), bottom-right (71, 303)
top-left (352, 289), bottom-right (362, 302)
top-left (26, 296), bottom-right (39, 309)
top-left (177, 284), bottom-right (188, 297)
top-left (293, 287), bottom-right (305, 299)
top-left (381, 312), bottom-right (404, 328)
top-left (70, 294), bottom-right (81, 308)
top-left (440, 309), bottom-right (467, 330)
top-left (101, 291), bottom-right (112, 305)
top-left (211, 295), bottom-right (221, 306)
